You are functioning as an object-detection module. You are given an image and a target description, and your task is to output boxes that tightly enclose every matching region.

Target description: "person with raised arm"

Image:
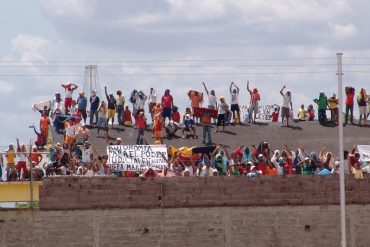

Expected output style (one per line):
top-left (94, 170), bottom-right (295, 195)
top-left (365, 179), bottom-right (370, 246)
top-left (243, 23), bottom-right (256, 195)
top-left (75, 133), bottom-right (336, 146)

top-left (229, 82), bottom-right (241, 124)
top-left (247, 80), bottom-right (260, 124)
top-left (280, 85), bottom-right (293, 127)
top-left (104, 86), bottom-right (117, 129)
top-left (61, 82), bottom-right (78, 114)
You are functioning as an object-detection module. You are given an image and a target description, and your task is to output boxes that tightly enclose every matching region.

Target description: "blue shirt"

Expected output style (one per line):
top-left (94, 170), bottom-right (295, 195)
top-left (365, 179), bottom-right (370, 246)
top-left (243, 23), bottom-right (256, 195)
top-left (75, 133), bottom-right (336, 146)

top-left (318, 169), bottom-right (332, 175)
top-left (77, 96), bottom-right (87, 109)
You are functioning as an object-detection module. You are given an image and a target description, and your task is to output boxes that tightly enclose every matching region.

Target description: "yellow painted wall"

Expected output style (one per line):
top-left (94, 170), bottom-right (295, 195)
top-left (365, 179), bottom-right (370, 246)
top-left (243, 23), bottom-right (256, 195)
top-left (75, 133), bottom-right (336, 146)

top-left (0, 181), bottom-right (42, 202)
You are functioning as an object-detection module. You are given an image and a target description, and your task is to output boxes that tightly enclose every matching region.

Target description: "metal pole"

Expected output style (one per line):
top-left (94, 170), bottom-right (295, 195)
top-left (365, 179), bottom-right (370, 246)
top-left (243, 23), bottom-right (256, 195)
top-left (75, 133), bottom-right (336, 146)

top-left (337, 52), bottom-right (346, 247)
top-left (29, 140), bottom-right (34, 209)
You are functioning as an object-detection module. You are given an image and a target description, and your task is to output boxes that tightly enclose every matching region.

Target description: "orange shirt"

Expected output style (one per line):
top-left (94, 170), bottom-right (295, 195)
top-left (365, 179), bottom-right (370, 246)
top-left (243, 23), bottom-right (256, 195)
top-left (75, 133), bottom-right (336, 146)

top-left (266, 167), bottom-right (277, 175)
top-left (191, 94), bottom-right (203, 108)
top-left (40, 117), bottom-right (50, 129)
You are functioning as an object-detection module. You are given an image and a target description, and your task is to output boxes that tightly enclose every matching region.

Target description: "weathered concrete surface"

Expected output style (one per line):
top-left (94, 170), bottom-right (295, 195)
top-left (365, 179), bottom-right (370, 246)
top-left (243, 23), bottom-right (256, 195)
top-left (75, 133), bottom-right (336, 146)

top-left (40, 175), bottom-right (370, 210)
top-left (0, 205), bottom-right (369, 247)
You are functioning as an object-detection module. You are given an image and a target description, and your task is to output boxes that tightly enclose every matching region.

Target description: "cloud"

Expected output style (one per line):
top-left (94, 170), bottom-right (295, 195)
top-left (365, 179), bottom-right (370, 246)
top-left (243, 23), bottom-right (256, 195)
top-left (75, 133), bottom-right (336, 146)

top-left (0, 80), bottom-right (14, 94)
top-left (37, 0), bottom-right (93, 18)
top-left (330, 23), bottom-right (358, 38)
top-left (10, 33), bottom-right (53, 61)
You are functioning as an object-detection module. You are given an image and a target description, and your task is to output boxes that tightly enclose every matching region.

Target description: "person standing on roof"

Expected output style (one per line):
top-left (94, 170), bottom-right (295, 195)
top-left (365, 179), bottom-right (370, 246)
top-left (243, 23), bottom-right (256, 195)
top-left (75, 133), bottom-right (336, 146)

top-left (77, 91), bottom-right (88, 123)
top-left (148, 88), bottom-right (157, 124)
top-left (61, 82), bottom-right (78, 114)
top-left (89, 90), bottom-right (100, 126)
top-left (116, 90), bottom-right (125, 126)
top-left (104, 86), bottom-right (117, 129)
top-left (344, 86), bottom-right (355, 125)
top-left (357, 88), bottom-right (367, 126)
top-left (247, 80), bottom-right (260, 124)
top-left (161, 89), bottom-right (174, 126)
top-left (229, 82), bottom-right (241, 124)
top-left (280, 85), bottom-right (293, 127)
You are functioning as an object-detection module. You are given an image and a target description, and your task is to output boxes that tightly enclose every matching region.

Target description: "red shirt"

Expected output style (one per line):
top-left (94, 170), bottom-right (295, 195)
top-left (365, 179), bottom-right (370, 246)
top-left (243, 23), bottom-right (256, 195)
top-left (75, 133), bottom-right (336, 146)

top-left (256, 163), bottom-right (267, 175)
top-left (171, 111), bottom-right (180, 123)
top-left (124, 109), bottom-right (132, 121)
top-left (346, 91), bottom-right (355, 106)
top-left (162, 95), bottom-right (173, 109)
top-left (136, 116), bottom-right (146, 129)
top-left (272, 112), bottom-right (279, 122)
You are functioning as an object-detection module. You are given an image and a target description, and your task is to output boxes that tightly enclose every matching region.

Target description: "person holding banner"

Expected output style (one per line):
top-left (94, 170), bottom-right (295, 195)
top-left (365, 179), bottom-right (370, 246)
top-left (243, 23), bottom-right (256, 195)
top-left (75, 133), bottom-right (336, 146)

top-left (247, 81), bottom-right (260, 124)
top-left (229, 82), bottom-right (241, 124)
top-left (187, 90), bottom-right (203, 124)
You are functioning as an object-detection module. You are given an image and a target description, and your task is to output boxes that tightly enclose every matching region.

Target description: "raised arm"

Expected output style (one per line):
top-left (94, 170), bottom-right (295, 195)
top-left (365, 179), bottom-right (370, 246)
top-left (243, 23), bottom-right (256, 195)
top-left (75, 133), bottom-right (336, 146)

top-left (16, 138), bottom-right (20, 152)
top-left (283, 144), bottom-right (292, 157)
top-left (280, 85), bottom-right (286, 96)
top-left (104, 86), bottom-right (109, 99)
top-left (247, 80), bottom-right (252, 94)
top-left (202, 82), bottom-right (209, 95)
top-left (234, 83), bottom-right (240, 92)
top-left (229, 82), bottom-right (233, 93)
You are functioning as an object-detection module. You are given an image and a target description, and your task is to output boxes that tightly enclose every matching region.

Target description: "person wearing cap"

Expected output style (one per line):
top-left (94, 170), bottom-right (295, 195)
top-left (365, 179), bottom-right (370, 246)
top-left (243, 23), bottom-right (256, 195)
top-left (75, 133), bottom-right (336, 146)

top-left (182, 113), bottom-right (197, 139)
top-left (255, 154), bottom-right (267, 175)
top-left (116, 137), bottom-right (122, 145)
top-left (31, 145), bottom-right (43, 168)
top-left (89, 90), bottom-right (100, 126)
top-left (280, 85), bottom-right (293, 127)
top-left (104, 85), bottom-right (117, 128)
top-left (247, 80), bottom-right (260, 124)
top-left (215, 96), bottom-right (229, 132)
top-left (136, 110), bottom-right (147, 145)
top-left (61, 82), bottom-right (78, 114)
top-left (116, 90), bottom-right (125, 125)
top-left (77, 91), bottom-right (88, 123)
top-left (301, 157), bottom-right (313, 175)
top-left (161, 89), bottom-right (173, 125)
top-left (148, 88), bottom-right (157, 123)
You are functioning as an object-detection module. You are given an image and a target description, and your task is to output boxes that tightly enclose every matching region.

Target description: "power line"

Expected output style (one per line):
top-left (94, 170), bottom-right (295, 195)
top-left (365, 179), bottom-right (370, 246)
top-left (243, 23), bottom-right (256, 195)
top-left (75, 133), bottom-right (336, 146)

top-left (0, 71), bottom-right (337, 77)
top-left (0, 57), bottom-right (335, 63)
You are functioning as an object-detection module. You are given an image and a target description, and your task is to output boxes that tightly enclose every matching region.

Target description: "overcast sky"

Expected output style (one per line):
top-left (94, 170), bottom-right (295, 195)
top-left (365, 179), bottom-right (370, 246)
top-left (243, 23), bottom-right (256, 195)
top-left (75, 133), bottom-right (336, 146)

top-left (1, 0), bottom-right (370, 147)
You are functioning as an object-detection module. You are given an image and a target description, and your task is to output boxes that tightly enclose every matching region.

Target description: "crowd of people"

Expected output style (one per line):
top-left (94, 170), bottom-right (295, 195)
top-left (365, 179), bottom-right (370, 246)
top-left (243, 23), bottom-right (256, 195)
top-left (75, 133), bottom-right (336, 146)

top-left (1, 81), bottom-right (369, 182)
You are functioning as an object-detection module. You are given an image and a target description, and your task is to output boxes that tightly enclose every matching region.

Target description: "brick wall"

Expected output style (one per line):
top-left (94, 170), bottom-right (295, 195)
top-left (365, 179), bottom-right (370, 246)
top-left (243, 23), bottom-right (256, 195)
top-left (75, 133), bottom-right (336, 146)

top-left (39, 175), bottom-right (370, 210)
top-left (1, 205), bottom-right (370, 247)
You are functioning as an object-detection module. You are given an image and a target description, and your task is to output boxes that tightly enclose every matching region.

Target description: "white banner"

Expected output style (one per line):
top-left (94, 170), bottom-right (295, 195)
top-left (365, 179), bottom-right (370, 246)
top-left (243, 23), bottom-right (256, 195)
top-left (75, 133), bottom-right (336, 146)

top-left (240, 104), bottom-right (280, 122)
top-left (357, 145), bottom-right (370, 162)
top-left (107, 145), bottom-right (168, 172)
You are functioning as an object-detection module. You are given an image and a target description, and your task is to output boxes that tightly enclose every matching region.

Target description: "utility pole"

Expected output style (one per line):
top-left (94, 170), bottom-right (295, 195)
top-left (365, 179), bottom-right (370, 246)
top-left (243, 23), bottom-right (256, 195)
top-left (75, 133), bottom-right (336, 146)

top-left (337, 52), bottom-right (346, 247)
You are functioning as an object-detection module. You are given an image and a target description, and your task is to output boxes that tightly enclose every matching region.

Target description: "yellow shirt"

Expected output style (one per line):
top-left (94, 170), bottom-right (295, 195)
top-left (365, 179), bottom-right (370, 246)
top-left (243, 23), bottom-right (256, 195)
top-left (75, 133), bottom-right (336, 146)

top-left (328, 97), bottom-right (338, 109)
top-left (6, 150), bottom-right (15, 164)
top-left (298, 108), bottom-right (306, 120)
top-left (351, 167), bottom-right (364, 179)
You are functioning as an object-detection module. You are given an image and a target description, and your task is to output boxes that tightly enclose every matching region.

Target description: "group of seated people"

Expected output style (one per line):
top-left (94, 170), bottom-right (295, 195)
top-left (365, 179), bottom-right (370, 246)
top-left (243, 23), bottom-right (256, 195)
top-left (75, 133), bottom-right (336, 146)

top-left (1, 136), bottom-right (366, 181)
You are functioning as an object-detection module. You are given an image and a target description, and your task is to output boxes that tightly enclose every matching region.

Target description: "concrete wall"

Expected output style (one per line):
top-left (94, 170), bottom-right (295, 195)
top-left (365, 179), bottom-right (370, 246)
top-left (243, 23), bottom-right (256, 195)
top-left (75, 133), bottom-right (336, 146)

top-left (1, 205), bottom-right (370, 247)
top-left (40, 175), bottom-right (370, 210)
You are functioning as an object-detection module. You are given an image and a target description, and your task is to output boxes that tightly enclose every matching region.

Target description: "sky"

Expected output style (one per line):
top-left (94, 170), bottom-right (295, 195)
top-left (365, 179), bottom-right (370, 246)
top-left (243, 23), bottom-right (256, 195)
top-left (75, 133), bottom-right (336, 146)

top-left (1, 0), bottom-right (370, 147)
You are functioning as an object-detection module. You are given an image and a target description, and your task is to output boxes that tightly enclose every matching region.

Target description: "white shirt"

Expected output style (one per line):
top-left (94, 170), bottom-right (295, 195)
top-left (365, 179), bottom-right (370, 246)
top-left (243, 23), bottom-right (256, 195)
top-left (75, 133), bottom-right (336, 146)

top-left (201, 166), bottom-right (213, 177)
top-left (52, 99), bottom-right (64, 114)
top-left (218, 102), bottom-right (228, 114)
top-left (18, 153), bottom-right (27, 162)
top-left (208, 95), bottom-right (217, 107)
top-left (149, 90), bottom-right (157, 104)
top-left (65, 88), bottom-right (72, 98)
top-left (282, 94), bottom-right (292, 108)
top-left (82, 146), bottom-right (93, 163)
top-left (231, 92), bottom-right (239, 105)
top-left (65, 123), bottom-right (75, 137)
